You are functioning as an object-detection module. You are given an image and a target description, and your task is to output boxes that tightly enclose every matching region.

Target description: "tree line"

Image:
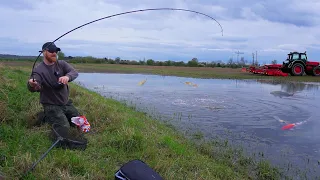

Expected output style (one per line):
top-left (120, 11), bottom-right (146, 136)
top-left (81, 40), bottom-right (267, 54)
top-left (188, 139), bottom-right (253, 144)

top-left (0, 52), bottom-right (264, 68)
top-left (58, 52), bottom-right (254, 68)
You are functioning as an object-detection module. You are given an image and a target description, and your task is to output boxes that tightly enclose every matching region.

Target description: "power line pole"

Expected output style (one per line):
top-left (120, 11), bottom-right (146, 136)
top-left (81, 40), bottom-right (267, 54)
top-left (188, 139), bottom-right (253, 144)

top-left (255, 51), bottom-right (258, 66)
top-left (252, 52), bottom-right (255, 66)
top-left (235, 50), bottom-right (244, 62)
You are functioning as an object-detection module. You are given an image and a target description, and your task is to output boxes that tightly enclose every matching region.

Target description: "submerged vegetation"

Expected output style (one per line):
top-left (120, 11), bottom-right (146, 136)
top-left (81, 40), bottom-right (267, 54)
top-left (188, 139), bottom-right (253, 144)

top-left (0, 63), bottom-right (313, 179)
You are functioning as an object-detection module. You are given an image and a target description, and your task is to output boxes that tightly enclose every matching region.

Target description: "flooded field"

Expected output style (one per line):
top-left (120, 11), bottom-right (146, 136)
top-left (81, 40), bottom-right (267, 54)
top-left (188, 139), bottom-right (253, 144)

top-left (75, 73), bottom-right (320, 178)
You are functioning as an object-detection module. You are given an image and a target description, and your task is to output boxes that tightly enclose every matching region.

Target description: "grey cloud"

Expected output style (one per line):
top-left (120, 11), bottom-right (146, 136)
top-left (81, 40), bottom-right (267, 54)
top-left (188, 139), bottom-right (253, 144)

top-left (214, 36), bottom-right (248, 43)
top-left (0, 37), bottom-right (41, 55)
top-left (180, 0), bottom-right (318, 27)
top-left (1, 0), bottom-right (320, 63)
top-left (101, 0), bottom-right (228, 21)
top-left (55, 38), bottom-right (238, 60)
top-left (29, 20), bottom-right (53, 24)
top-left (249, 1), bottom-right (316, 27)
top-left (308, 44), bottom-right (320, 50)
top-left (0, 0), bottom-right (34, 10)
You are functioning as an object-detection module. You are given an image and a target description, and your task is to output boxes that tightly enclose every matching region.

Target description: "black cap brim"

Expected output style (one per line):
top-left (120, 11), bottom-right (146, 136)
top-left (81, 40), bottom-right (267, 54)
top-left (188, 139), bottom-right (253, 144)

top-left (39, 47), bottom-right (61, 53)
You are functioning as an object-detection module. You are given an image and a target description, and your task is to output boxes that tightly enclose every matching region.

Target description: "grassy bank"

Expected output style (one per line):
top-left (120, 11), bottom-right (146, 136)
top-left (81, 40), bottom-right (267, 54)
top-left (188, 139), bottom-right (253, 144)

top-left (3, 61), bottom-right (320, 82)
top-left (0, 63), bottom-right (287, 179)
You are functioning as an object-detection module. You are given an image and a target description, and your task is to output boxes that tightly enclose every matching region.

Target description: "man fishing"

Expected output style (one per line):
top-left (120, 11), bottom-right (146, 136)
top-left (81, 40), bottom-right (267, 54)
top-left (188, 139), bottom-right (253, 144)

top-left (27, 42), bottom-right (80, 128)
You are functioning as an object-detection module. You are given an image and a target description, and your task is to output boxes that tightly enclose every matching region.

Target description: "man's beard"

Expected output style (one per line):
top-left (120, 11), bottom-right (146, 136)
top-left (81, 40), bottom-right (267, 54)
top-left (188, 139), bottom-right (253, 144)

top-left (45, 54), bottom-right (57, 63)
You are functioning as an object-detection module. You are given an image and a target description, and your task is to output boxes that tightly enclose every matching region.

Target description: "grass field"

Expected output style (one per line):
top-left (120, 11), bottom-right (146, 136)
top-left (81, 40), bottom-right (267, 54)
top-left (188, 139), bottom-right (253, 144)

top-left (0, 62), bottom-right (290, 179)
top-left (2, 61), bottom-right (320, 82)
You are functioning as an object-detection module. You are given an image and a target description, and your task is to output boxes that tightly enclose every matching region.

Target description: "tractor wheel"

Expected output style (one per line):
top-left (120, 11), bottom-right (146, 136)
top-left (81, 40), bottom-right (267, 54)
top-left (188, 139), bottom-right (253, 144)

top-left (312, 66), bottom-right (320, 76)
top-left (291, 63), bottom-right (304, 76)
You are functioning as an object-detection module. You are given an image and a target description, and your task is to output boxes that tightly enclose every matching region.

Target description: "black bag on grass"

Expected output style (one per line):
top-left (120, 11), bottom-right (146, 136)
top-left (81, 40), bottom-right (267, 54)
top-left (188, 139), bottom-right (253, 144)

top-left (115, 159), bottom-right (163, 180)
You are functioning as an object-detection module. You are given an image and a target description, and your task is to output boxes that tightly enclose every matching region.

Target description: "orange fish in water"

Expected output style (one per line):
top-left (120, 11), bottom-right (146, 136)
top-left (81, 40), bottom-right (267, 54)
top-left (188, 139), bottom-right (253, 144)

top-left (281, 123), bottom-right (295, 130)
top-left (279, 116), bottom-right (311, 131)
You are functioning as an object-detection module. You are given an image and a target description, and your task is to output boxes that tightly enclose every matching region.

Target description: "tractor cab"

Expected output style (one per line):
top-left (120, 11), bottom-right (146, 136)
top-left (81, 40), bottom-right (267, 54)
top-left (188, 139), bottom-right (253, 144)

top-left (286, 51), bottom-right (307, 62)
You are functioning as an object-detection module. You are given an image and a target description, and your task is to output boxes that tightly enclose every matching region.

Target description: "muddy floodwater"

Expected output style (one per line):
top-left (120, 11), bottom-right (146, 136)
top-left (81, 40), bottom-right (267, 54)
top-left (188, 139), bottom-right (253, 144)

top-left (75, 73), bottom-right (320, 178)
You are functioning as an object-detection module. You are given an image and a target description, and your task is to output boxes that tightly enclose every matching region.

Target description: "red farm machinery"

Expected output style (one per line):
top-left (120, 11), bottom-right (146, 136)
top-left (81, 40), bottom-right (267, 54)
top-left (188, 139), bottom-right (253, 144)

top-left (244, 51), bottom-right (320, 77)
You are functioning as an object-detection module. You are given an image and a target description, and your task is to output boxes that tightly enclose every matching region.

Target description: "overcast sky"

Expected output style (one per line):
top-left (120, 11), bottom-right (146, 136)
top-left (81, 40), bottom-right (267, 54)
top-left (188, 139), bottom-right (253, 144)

top-left (1, 0), bottom-right (320, 63)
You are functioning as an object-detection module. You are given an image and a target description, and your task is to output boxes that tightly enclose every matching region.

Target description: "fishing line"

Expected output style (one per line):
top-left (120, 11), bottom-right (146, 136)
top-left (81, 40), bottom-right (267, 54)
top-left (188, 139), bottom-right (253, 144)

top-left (24, 8), bottom-right (223, 176)
top-left (30, 8), bottom-right (224, 80)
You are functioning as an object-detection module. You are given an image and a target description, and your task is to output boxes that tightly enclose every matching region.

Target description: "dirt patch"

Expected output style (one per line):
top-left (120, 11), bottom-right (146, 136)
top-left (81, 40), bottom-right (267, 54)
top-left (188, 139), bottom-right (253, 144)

top-left (0, 61), bottom-right (33, 67)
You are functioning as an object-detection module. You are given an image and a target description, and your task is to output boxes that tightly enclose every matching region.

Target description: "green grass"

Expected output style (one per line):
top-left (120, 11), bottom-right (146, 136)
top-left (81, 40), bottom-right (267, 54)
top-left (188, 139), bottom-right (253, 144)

top-left (0, 63), bottom-right (291, 179)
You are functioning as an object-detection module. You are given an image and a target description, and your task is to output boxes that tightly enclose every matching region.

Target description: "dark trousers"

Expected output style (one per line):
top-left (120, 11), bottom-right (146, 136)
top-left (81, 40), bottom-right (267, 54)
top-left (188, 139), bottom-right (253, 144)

top-left (42, 100), bottom-right (80, 128)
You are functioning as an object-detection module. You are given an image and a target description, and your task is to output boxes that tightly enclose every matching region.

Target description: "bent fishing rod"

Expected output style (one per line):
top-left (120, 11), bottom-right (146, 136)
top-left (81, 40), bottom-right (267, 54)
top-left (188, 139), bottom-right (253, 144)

top-left (30, 7), bottom-right (224, 80)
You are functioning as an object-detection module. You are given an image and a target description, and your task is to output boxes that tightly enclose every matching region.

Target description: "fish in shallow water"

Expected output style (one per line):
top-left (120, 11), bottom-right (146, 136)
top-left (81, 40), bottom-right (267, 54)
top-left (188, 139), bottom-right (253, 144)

top-left (185, 81), bottom-right (198, 87)
top-left (270, 91), bottom-right (294, 98)
top-left (281, 123), bottom-right (295, 130)
top-left (280, 116), bottom-right (311, 130)
top-left (281, 120), bottom-right (308, 130)
top-left (138, 79), bottom-right (147, 86)
top-left (274, 116), bottom-right (311, 130)
top-left (273, 116), bottom-right (287, 123)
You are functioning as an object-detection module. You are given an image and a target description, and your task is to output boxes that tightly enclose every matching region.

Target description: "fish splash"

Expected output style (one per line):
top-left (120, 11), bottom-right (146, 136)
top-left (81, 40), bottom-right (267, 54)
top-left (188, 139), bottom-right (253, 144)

top-left (281, 120), bottom-right (308, 130)
top-left (274, 116), bottom-right (311, 130)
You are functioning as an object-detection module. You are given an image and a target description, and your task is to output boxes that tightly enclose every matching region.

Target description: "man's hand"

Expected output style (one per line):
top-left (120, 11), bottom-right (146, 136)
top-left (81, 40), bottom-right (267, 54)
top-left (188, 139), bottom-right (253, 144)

top-left (58, 76), bottom-right (70, 84)
top-left (28, 79), bottom-right (41, 90)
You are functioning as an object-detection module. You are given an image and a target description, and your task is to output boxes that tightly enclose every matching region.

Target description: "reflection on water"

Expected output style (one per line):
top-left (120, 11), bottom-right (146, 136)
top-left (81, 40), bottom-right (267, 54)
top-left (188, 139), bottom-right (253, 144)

top-left (74, 73), bottom-right (320, 178)
top-left (257, 79), bottom-right (320, 94)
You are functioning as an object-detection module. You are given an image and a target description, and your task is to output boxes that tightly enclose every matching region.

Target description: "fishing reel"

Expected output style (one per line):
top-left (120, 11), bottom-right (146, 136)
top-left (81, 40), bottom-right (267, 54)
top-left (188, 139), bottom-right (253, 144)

top-left (53, 71), bottom-right (65, 89)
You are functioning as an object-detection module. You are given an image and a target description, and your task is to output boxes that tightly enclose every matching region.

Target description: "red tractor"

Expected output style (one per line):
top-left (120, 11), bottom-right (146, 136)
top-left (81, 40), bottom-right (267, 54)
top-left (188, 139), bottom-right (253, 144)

top-left (281, 51), bottom-right (320, 76)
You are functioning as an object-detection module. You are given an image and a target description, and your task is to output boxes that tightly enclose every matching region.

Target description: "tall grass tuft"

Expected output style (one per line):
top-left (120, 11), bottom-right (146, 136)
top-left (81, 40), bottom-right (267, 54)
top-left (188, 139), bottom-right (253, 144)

top-left (0, 101), bottom-right (6, 123)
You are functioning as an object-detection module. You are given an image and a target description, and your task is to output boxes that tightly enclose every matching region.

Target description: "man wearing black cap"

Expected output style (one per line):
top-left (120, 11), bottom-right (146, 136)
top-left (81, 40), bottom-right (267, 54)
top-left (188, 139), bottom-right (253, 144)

top-left (27, 42), bottom-right (80, 128)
